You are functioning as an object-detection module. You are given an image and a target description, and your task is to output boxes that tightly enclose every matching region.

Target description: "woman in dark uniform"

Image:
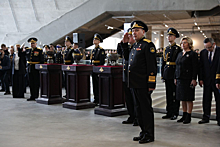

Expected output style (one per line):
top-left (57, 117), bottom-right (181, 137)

top-left (175, 36), bottom-right (198, 124)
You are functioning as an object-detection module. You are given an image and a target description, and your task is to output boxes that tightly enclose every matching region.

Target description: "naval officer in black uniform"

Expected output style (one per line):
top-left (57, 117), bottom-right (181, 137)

top-left (161, 28), bottom-right (182, 120)
top-left (118, 28), bottom-right (138, 126)
top-left (18, 37), bottom-right (44, 101)
top-left (55, 44), bottom-right (63, 64)
top-left (90, 33), bottom-right (105, 105)
top-left (123, 21), bottom-right (157, 144)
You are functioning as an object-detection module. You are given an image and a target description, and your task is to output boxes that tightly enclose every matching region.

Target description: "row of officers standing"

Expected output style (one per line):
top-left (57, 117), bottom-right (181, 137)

top-left (0, 34), bottom-right (105, 104)
top-left (117, 21), bottom-right (220, 144)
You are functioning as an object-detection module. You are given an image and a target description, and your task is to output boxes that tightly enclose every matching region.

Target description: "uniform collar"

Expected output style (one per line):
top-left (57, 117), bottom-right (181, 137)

top-left (169, 42), bottom-right (176, 47)
top-left (136, 36), bottom-right (145, 43)
top-left (95, 45), bottom-right (99, 49)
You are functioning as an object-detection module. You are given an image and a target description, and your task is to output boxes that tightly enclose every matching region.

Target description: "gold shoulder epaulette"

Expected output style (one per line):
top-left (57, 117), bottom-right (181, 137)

top-left (176, 44), bottom-right (181, 47)
top-left (99, 46), bottom-right (103, 49)
top-left (143, 39), bottom-right (151, 43)
top-left (71, 47), bottom-right (74, 50)
top-left (37, 47), bottom-right (42, 50)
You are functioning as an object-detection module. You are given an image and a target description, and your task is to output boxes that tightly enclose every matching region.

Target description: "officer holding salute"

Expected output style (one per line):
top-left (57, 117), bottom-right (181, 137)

top-left (90, 33), bottom-right (105, 105)
top-left (124, 21), bottom-right (157, 144)
top-left (118, 28), bottom-right (138, 126)
top-left (161, 28), bottom-right (182, 120)
top-left (18, 37), bottom-right (44, 101)
top-left (64, 36), bottom-right (74, 65)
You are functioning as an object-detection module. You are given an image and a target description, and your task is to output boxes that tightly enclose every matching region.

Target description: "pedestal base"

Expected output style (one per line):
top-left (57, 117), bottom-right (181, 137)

top-left (63, 101), bottom-right (96, 110)
top-left (36, 97), bottom-right (64, 105)
top-left (94, 107), bottom-right (128, 117)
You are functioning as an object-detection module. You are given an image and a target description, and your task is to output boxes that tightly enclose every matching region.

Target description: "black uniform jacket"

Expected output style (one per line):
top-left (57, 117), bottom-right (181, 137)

top-left (90, 45), bottom-right (105, 66)
top-left (199, 46), bottom-right (220, 86)
top-left (18, 47), bottom-right (44, 72)
top-left (216, 56), bottom-right (220, 84)
top-left (161, 43), bottom-right (182, 80)
top-left (175, 51), bottom-right (198, 80)
top-left (124, 37), bottom-right (157, 89)
top-left (117, 42), bottom-right (132, 84)
top-left (55, 51), bottom-right (63, 64)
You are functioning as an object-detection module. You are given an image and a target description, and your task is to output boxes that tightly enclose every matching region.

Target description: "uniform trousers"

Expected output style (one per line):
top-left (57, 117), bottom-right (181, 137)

top-left (131, 88), bottom-right (154, 139)
top-left (28, 65), bottom-right (40, 99)
top-left (123, 82), bottom-right (136, 121)
top-left (92, 73), bottom-right (99, 103)
top-left (165, 79), bottom-right (180, 116)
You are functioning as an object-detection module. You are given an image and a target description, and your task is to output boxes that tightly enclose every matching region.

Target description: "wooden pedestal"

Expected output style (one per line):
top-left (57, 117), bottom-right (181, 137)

top-left (93, 66), bottom-right (127, 117)
top-left (35, 64), bottom-right (64, 105)
top-left (62, 65), bottom-right (95, 110)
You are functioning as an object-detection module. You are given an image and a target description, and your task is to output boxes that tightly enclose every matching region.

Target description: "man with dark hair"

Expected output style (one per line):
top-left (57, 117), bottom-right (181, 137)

top-left (0, 48), bottom-right (11, 95)
top-left (123, 20), bottom-right (157, 144)
top-left (198, 38), bottom-right (220, 126)
top-left (161, 28), bottom-right (182, 120)
top-left (1, 44), bottom-right (9, 56)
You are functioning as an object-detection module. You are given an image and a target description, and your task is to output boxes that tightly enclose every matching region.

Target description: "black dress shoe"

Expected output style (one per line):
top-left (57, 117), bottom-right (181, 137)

top-left (4, 92), bottom-right (11, 95)
top-left (139, 136), bottom-right (154, 144)
top-left (27, 98), bottom-right (35, 101)
top-left (133, 136), bottom-right (143, 141)
top-left (162, 115), bottom-right (172, 119)
top-left (133, 120), bottom-right (139, 126)
top-left (170, 115), bottom-right (178, 120)
top-left (198, 119), bottom-right (209, 124)
top-left (122, 120), bottom-right (133, 124)
top-left (217, 122), bottom-right (220, 126)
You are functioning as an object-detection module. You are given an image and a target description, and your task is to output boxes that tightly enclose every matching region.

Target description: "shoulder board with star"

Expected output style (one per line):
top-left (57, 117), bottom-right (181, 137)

top-left (176, 44), bottom-right (181, 47)
top-left (99, 46), bottom-right (103, 49)
top-left (143, 39), bottom-right (151, 43)
top-left (37, 47), bottom-right (42, 50)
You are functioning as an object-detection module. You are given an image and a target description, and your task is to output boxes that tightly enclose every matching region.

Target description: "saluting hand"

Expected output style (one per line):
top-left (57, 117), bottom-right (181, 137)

top-left (122, 33), bottom-right (129, 43)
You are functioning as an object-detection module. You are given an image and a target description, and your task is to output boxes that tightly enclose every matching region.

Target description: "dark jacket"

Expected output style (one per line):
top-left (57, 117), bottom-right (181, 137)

top-left (90, 45), bottom-right (105, 66)
top-left (199, 46), bottom-right (220, 86)
top-left (175, 51), bottom-right (198, 80)
top-left (55, 51), bottom-right (63, 64)
top-left (0, 55), bottom-right (11, 71)
top-left (216, 56), bottom-right (220, 84)
top-left (64, 47), bottom-right (80, 65)
top-left (117, 42), bottom-right (132, 84)
top-left (124, 37), bottom-right (157, 89)
top-left (161, 43), bottom-right (182, 80)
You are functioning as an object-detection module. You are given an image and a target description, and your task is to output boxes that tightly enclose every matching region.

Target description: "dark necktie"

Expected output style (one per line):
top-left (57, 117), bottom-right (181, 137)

top-left (209, 51), bottom-right (212, 64)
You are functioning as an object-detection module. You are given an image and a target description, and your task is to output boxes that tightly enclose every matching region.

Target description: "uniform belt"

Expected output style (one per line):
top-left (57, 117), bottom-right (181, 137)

top-left (166, 62), bottom-right (176, 65)
top-left (64, 60), bottom-right (71, 63)
top-left (27, 61), bottom-right (40, 64)
top-left (92, 60), bottom-right (100, 63)
top-left (73, 53), bottom-right (81, 56)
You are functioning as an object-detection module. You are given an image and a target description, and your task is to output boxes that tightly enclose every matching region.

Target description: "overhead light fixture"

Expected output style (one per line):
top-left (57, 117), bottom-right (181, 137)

top-left (161, 34), bottom-right (164, 37)
top-left (200, 30), bottom-right (203, 33)
top-left (154, 38), bottom-right (157, 40)
top-left (194, 22), bottom-right (197, 26)
top-left (153, 32), bottom-right (157, 34)
top-left (107, 26), bottom-right (114, 30)
top-left (202, 33), bottom-right (205, 35)
top-left (198, 27), bottom-right (200, 30)
top-left (181, 34), bottom-right (184, 36)
top-left (165, 24), bottom-right (168, 27)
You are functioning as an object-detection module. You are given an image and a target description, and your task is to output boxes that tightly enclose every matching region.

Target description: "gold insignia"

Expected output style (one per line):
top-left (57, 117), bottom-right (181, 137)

top-left (99, 67), bottom-right (104, 72)
top-left (150, 72), bottom-right (154, 75)
top-left (30, 39), bottom-right (36, 43)
top-left (132, 22), bottom-right (144, 29)
top-left (102, 51), bottom-right (104, 55)
top-left (149, 76), bottom-right (156, 82)
top-left (143, 39), bottom-right (151, 43)
top-left (40, 65), bottom-right (43, 69)
top-left (150, 47), bottom-right (155, 53)
top-left (67, 66), bottom-right (70, 70)
top-left (216, 74), bottom-right (220, 79)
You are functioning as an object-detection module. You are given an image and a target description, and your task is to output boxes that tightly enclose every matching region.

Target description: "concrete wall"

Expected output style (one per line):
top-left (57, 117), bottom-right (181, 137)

top-left (0, 0), bottom-right (88, 46)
